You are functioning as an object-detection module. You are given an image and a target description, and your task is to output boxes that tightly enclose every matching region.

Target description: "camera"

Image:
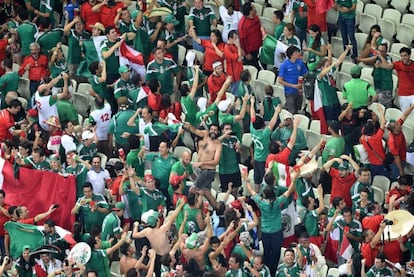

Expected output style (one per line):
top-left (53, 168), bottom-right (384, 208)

top-left (383, 219), bottom-right (394, 225)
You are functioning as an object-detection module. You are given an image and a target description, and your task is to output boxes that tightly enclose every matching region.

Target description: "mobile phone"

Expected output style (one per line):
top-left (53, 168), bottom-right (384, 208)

top-left (53, 204), bottom-right (59, 209)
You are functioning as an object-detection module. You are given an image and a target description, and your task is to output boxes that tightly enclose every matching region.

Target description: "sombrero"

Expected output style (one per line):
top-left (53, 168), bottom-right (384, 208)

top-left (383, 210), bottom-right (414, 241)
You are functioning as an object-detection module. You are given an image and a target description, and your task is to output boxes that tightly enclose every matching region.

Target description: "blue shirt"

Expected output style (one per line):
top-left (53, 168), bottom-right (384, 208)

top-left (279, 58), bottom-right (307, 95)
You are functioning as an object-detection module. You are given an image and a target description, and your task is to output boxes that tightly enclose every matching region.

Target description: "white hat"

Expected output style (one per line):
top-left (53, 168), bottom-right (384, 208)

top-left (82, 130), bottom-right (94, 140)
top-left (212, 61), bottom-right (222, 69)
top-left (186, 51), bottom-right (196, 67)
top-left (218, 99), bottom-right (231, 112)
top-left (197, 97), bottom-right (208, 112)
top-left (281, 111), bottom-right (294, 121)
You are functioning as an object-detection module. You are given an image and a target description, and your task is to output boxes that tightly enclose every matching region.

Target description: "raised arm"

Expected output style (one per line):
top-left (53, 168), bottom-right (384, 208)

top-left (234, 93), bottom-right (250, 122)
top-left (188, 65), bottom-right (200, 99)
top-left (214, 76), bottom-right (232, 105)
top-left (400, 105), bottom-right (414, 122)
top-left (326, 208), bottom-right (340, 232)
top-left (286, 117), bottom-right (300, 150)
top-left (268, 104), bottom-right (282, 131)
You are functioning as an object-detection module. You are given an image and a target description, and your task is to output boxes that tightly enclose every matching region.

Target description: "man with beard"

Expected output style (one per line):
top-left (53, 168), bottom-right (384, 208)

top-left (185, 123), bottom-right (222, 210)
top-left (393, 47), bottom-right (414, 114)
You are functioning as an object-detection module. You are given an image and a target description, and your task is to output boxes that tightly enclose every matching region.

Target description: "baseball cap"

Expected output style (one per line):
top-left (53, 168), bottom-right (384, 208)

top-left (118, 65), bottom-right (129, 74)
top-left (82, 130), bottom-right (94, 140)
top-left (27, 109), bottom-right (38, 119)
top-left (212, 61), bottom-right (222, 69)
top-left (218, 99), bottom-right (231, 112)
top-left (197, 97), bottom-right (207, 112)
top-left (281, 111), bottom-right (294, 121)
top-left (22, 245), bottom-right (31, 252)
top-left (164, 14), bottom-right (179, 25)
top-left (141, 209), bottom-right (159, 227)
top-left (338, 161), bottom-right (350, 171)
top-left (112, 201), bottom-right (125, 211)
top-left (351, 65), bottom-right (362, 76)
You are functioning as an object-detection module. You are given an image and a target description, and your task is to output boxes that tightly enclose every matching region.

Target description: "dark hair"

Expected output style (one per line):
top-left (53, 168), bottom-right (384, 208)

top-left (209, 236), bottom-right (220, 245)
top-left (92, 155), bottom-right (101, 162)
top-left (187, 192), bottom-right (197, 206)
top-left (400, 47), bottom-right (411, 55)
top-left (240, 70), bottom-right (251, 82)
top-left (19, 140), bottom-right (32, 152)
top-left (38, 16), bottom-right (50, 29)
top-left (366, 25), bottom-right (381, 44)
top-left (0, 189), bottom-right (5, 198)
top-left (45, 219), bottom-right (56, 228)
top-left (152, 46), bottom-right (164, 54)
top-left (362, 121), bottom-right (375, 136)
top-left (105, 26), bottom-right (115, 35)
top-left (376, 252), bottom-right (387, 262)
top-left (378, 43), bottom-right (388, 51)
top-left (180, 83), bottom-right (190, 97)
top-left (161, 94), bottom-right (171, 109)
top-left (17, 7), bottom-right (28, 21)
top-left (95, 97), bottom-right (104, 108)
top-left (8, 99), bottom-right (21, 108)
top-left (263, 171), bottom-right (275, 186)
top-left (148, 78), bottom-right (160, 93)
top-left (299, 231), bottom-right (310, 239)
top-left (262, 185), bottom-right (276, 210)
top-left (301, 196), bottom-right (311, 208)
top-left (332, 197), bottom-right (343, 209)
top-left (8, 206), bottom-right (17, 217)
top-left (60, 120), bottom-right (71, 131)
top-left (128, 134), bottom-right (141, 150)
top-left (159, 139), bottom-right (171, 149)
top-left (83, 182), bottom-right (93, 190)
top-left (274, 10), bottom-right (284, 21)
top-left (269, 141), bottom-right (280, 154)
top-left (230, 253), bottom-right (243, 265)
top-left (341, 206), bottom-right (353, 215)
top-left (286, 45), bottom-right (300, 59)
top-left (89, 61), bottom-right (99, 75)
top-left (216, 201), bottom-right (226, 215)
top-left (126, 268), bottom-right (138, 277)
top-left (284, 248), bottom-right (295, 256)
top-left (224, 208), bottom-right (238, 227)
top-left (358, 166), bottom-right (371, 175)
top-left (253, 115), bottom-right (265, 130)
top-left (242, 2), bottom-right (252, 16)
top-left (130, 74), bottom-right (141, 86)
top-left (360, 187), bottom-right (370, 194)
top-left (328, 120), bottom-right (341, 134)
top-left (3, 58), bottom-right (12, 69)
top-left (367, 201), bottom-right (379, 213)
top-left (211, 29), bottom-right (223, 44)
top-left (309, 24), bottom-right (322, 51)
top-left (228, 30), bottom-right (238, 40)
top-left (33, 147), bottom-right (46, 157)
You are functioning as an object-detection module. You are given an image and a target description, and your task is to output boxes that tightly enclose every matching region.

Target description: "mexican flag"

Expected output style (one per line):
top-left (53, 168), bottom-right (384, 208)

top-left (339, 226), bottom-right (353, 260)
top-left (259, 35), bottom-right (288, 68)
top-left (0, 158), bottom-right (76, 231)
top-left (312, 79), bottom-right (328, 134)
top-left (119, 40), bottom-right (146, 82)
top-left (4, 221), bottom-right (76, 259)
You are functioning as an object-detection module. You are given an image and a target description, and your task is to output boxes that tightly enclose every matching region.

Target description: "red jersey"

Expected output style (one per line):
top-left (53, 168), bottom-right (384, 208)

top-left (388, 119), bottom-right (406, 161)
top-left (0, 204), bottom-right (9, 236)
top-left (207, 73), bottom-right (226, 103)
top-left (329, 168), bottom-right (356, 207)
top-left (100, 3), bottom-right (125, 28)
top-left (81, 2), bottom-right (101, 33)
top-left (361, 242), bottom-right (380, 269)
top-left (385, 187), bottom-right (411, 209)
top-left (159, 103), bottom-right (182, 122)
top-left (0, 109), bottom-right (15, 142)
top-left (265, 147), bottom-right (291, 168)
top-left (201, 40), bottom-right (225, 72)
top-left (238, 15), bottom-right (262, 53)
top-left (394, 60), bottom-right (414, 96)
top-left (360, 128), bottom-right (385, 166)
top-left (362, 214), bottom-right (384, 233)
top-left (19, 54), bottom-right (49, 81)
top-left (303, 0), bottom-right (328, 32)
top-left (224, 43), bottom-right (243, 82)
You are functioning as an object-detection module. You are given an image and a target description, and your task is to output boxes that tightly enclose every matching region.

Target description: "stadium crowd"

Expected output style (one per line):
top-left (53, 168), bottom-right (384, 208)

top-left (1, 0), bottom-right (414, 276)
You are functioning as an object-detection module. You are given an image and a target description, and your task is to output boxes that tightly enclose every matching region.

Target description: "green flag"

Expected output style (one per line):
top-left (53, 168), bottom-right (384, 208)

top-left (259, 35), bottom-right (277, 66)
top-left (5, 222), bottom-right (45, 259)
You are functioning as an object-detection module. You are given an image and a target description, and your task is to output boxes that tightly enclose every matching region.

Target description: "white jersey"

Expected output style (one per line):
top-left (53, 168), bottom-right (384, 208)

top-left (219, 6), bottom-right (242, 42)
top-left (89, 103), bottom-right (112, 141)
top-left (35, 92), bottom-right (58, 131)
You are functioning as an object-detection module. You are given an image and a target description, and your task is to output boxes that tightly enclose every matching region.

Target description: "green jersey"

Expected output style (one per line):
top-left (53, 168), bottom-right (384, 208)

top-left (292, 1), bottom-right (307, 30)
top-left (101, 39), bottom-right (120, 75)
top-left (76, 194), bottom-right (109, 232)
top-left (126, 146), bottom-right (145, 178)
top-left (87, 249), bottom-right (110, 277)
top-left (171, 160), bottom-right (193, 186)
top-left (321, 136), bottom-right (345, 165)
top-left (17, 21), bottom-right (38, 56)
top-left (101, 212), bottom-right (122, 240)
top-left (262, 96), bottom-right (281, 122)
top-left (366, 266), bottom-right (393, 277)
top-left (252, 194), bottom-right (287, 233)
top-left (342, 78), bottom-right (376, 109)
top-left (77, 143), bottom-right (97, 162)
top-left (181, 95), bottom-right (198, 126)
top-left (276, 263), bottom-right (301, 277)
top-left (159, 29), bottom-right (178, 58)
top-left (317, 68), bottom-right (339, 106)
top-left (50, 59), bottom-right (67, 88)
top-left (336, 0), bottom-right (357, 18)
top-left (37, 29), bottom-right (63, 54)
top-left (67, 29), bottom-right (90, 64)
top-left (219, 112), bottom-right (242, 140)
top-left (304, 209), bottom-right (320, 236)
top-left (225, 268), bottom-right (249, 277)
top-left (250, 123), bottom-right (271, 162)
top-left (145, 152), bottom-right (178, 189)
top-left (140, 187), bottom-right (166, 212)
top-left (188, 6), bottom-right (216, 36)
top-left (114, 77), bottom-right (135, 99)
top-left (128, 86), bottom-right (148, 109)
top-left (89, 75), bottom-right (110, 101)
top-left (219, 135), bottom-right (240, 174)
top-left (195, 102), bottom-right (218, 127)
top-left (122, 180), bottom-right (142, 221)
top-left (0, 71), bottom-right (19, 95)
top-left (187, 67), bottom-right (205, 97)
top-left (183, 204), bottom-right (202, 233)
top-left (373, 55), bottom-right (393, 90)
top-left (131, 16), bottom-right (151, 59)
top-left (333, 216), bottom-right (362, 250)
top-left (146, 57), bottom-right (179, 95)
top-left (274, 22), bottom-right (286, 40)
top-left (66, 163), bottom-right (88, 198)
top-left (109, 109), bottom-right (140, 145)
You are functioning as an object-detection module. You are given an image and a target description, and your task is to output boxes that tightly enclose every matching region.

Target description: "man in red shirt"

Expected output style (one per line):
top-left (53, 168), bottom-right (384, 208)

top-left (16, 204), bottom-right (57, 225)
top-left (323, 155), bottom-right (359, 207)
top-left (224, 30), bottom-right (243, 95)
top-left (393, 47), bottom-right (414, 114)
top-left (18, 42), bottom-right (49, 97)
top-left (91, 0), bottom-right (126, 28)
top-left (0, 190), bottom-right (9, 257)
top-left (361, 221), bottom-right (386, 269)
top-left (238, 1), bottom-right (262, 69)
top-left (303, 0), bottom-right (327, 33)
top-left (386, 175), bottom-right (411, 210)
top-left (386, 105), bottom-right (414, 180)
top-left (207, 61), bottom-right (227, 104)
top-left (0, 99), bottom-right (23, 142)
top-left (81, 0), bottom-right (101, 33)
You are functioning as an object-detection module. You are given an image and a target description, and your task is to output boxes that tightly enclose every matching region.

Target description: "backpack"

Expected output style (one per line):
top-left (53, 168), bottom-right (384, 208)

top-left (303, 71), bottom-right (317, 100)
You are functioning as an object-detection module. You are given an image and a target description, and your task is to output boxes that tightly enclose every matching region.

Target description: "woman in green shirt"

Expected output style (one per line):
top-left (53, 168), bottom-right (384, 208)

top-left (304, 24), bottom-right (327, 72)
top-left (244, 170), bottom-right (298, 276)
top-left (279, 23), bottom-right (301, 49)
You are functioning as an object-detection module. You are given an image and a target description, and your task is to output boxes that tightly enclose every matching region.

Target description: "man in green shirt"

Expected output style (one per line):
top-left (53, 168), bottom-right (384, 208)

top-left (66, 151), bottom-right (91, 198)
top-left (169, 150), bottom-right (195, 189)
top-left (77, 130), bottom-right (98, 162)
top-left (302, 185), bottom-right (325, 246)
top-left (361, 253), bottom-right (393, 277)
top-left (350, 166), bottom-right (374, 205)
top-left (108, 105), bottom-right (140, 151)
top-left (218, 93), bottom-right (249, 140)
top-left (275, 248), bottom-right (301, 277)
top-left (188, 0), bottom-right (217, 52)
top-left (89, 61), bottom-right (110, 103)
top-left (372, 43), bottom-right (394, 108)
top-left (226, 253), bottom-right (249, 277)
top-left (0, 58), bottom-right (18, 105)
top-left (136, 174), bottom-right (166, 214)
top-left (145, 140), bottom-right (178, 209)
top-left (16, 8), bottom-right (38, 57)
top-left (71, 182), bottom-right (110, 233)
top-left (114, 65), bottom-right (135, 105)
top-left (181, 65), bottom-right (200, 127)
top-left (126, 134), bottom-right (145, 178)
top-left (272, 10), bottom-right (285, 40)
top-left (342, 66), bottom-right (377, 110)
top-left (321, 120), bottom-right (345, 165)
top-left (335, 0), bottom-right (358, 58)
top-left (146, 47), bottom-right (180, 95)
top-left (101, 201), bottom-right (125, 241)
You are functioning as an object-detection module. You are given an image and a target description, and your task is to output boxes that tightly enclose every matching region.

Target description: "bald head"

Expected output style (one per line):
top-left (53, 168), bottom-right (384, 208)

top-left (5, 91), bottom-right (18, 105)
top-left (181, 151), bottom-right (191, 166)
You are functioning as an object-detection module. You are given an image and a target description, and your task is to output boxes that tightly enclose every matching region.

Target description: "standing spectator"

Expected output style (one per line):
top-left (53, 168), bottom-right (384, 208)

top-left (292, 0), bottom-right (308, 43)
top-left (302, 185), bottom-right (325, 247)
top-left (360, 105), bottom-right (388, 178)
top-left (334, 0), bottom-right (358, 59)
top-left (245, 170), bottom-right (298, 276)
top-left (207, 61), bottom-right (227, 104)
top-left (101, 201), bottom-right (125, 241)
top-left (185, 51), bottom-right (207, 99)
top-left (342, 66), bottom-right (377, 111)
top-left (60, 120), bottom-right (78, 156)
top-left (91, 0), bottom-right (128, 28)
top-left (303, 24), bottom-right (327, 72)
top-left (0, 58), bottom-right (19, 103)
top-left (373, 43), bottom-right (393, 108)
top-left (114, 65), bottom-right (135, 105)
top-left (386, 105), bottom-right (414, 180)
top-left (272, 10), bottom-right (285, 40)
top-left (66, 151), bottom-right (91, 198)
top-left (278, 45), bottom-right (307, 114)
top-left (361, 253), bottom-right (393, 277)
top-left (71, 182), bottom-right (110, 233)
top-left (214, 0), bottom-right (242, 43)
top-left (303, 0), bottom-right (327, 39)
top-left (16, 8), bottom-right (38, 57)
top-left (109, 105), bottom-right (140, 151)
top-left (393, 47), bottom-right (414, 114)
top-left (88, 98), bottom-right (113, 157)
top-left (238, 1), bottom-right (262, 69)
top-left (87, 155), bottom-right (111, 196)
top-left (126, 134), bottom-right (145, 178)
top-left (188, 0), bottom-right (217, 52)
top-left (321, 120), bottom-right (345, 165)
top-left (160, 14), bottom-right (186, 62)
top-left (19, 42), bottom-right (49, 97)
top-left (80, 0), bottom-right (101, 32)
top-left (224, 30), bottom-right (243, 94)
top-left (181, 65), bottom-right (200, 127)
top-left (189, 27), bottom-right (225, 76)
top-left (146, 47), bottom-right (180, 97)
top-left (0, 99), bottom-right (23, 142)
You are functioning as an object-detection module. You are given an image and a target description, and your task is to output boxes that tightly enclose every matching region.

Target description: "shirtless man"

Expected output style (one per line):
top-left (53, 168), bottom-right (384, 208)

top-left (132, 199), bottom-right (185, 276)
top-left (184, 123), bottom-right (222, 209)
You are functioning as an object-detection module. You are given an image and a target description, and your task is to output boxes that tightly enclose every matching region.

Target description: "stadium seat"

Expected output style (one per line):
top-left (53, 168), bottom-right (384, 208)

top-left (364, 4), bottom-right (383, 21)
top-left (396, 24), bottom-right (414, 46)
top-left (77, 83), bottom-right (92, 95)
top-left (404, 114), bottom-right (414, 128)
top-left (337, 91), bottom-right (347, 106)
top-left (385, 107), bottom-right (403, 121)
top-left (260, 17), bottom-right (276, 35)
top-left (305, 129), bottom-right (322, 150)
top-left (360, 67), bottom-right (374, 87)
top-left (216, 192), bottom-right (235, 204)
top-left (372, 175), bottom-right (391, 195)
top-left (356, 0), bottom-right (365, 25)
top-left (378, 18), bottom-right (396, 42)
top-left (382, 8), bottom-right (401, 27)
top-left (402, 14), bottom-right (414, 29)
top-left (309, 120), bottom-right (321, 133)
top-left (244, 65), bottom-right (258, 80)
top-left (251, 2), bottom-right (263, 16)
top-left (128, 1), bottom-right (137, 12)
top-left (269, 0), bottom-right (284, 10)
top-left (271, 84), bottom-right (286, 106)
top-left (257, 69), bottom-right (276, 85)
top-left (319, 265), bottom-right (328, 277)
top-left (390, 42), bottom-right (408, 55)
top-left (206, 4), bottom-right (219, 18)
top-left (61, 45), bottom-right (68, 61)
top-left (331, 36), bottom-right (344, 58)
top-left (77, 114), bottom-right (83, 126)
top-left (335, 72), bottom-right (352, 91)
top-left (226, 92), bottom-right (235, 106)
top-left (72, 92), bottom-right (93, 117)
top-left (359, 13), bottom-right (377, 34)
top-left (327, 268), bottom-right (340, 277)
top-left (192, 49), bottom-right (204, 65)
top-left (373, 186), bottom-right (385, 204)
top-left (373, 0), bottom-right (389, 8)
top-left (340, 61), bottom-right (356, 74)
top-left (96, 152), bottom-right (108, 168)
top-left (355, 33), bottom-right (369, 55)
top-left (327, 8), bottom-right (339, 25)
top-left (410, 0), bottom-right (414, 13)
top-left (403, 125), bottom-right (414, 146)
top-left (242, 133), bottom-right (252, 147)
top-left (251, 79), bottom-right (267, 102)
top-left (390, 0), bottom-right (409, 13)
top-left (18, 97), bottom-right (28, 110)
top-left (262, 7), bottom-right (277, 19)
top-left (18, 77), bottom-right (30, 101)
top-left (293, 114), bottom-right (310, 131)
top-left (177, 44), bottom-right (186, 66)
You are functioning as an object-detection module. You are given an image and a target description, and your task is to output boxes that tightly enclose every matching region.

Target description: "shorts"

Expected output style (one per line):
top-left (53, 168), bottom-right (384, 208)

top-left (219, 171), bottom-right (242, 191)
top-left (193, 168), bottom-right (216, 189)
